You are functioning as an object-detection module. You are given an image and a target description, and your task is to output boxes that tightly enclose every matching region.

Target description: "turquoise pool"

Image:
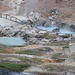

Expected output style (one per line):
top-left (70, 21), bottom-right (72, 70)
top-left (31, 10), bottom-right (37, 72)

top-left (0, 37), bottom-right (25, 46)
top-left (38, 26), bottom-right (75, 36)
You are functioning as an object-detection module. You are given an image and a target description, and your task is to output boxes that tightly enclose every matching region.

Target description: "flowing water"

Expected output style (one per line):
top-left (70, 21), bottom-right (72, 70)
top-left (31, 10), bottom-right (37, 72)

top-left (0, 37), bottom-right (25, 46)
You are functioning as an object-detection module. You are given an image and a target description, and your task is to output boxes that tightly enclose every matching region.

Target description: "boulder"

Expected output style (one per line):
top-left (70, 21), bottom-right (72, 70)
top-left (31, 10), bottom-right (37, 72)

top-left (28, 37), bottom-right (38, 44)
top-left (41, 39), bottom-right (49, 42)
top-left (34, 20), bottom-right (46, 26)
top-left (56, 37), bottom-right (63, 41)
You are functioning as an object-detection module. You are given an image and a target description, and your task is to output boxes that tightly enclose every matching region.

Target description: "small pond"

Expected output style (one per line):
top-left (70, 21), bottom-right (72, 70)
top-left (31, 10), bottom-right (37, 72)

top-left (0, 37), bottom-right (25, 46)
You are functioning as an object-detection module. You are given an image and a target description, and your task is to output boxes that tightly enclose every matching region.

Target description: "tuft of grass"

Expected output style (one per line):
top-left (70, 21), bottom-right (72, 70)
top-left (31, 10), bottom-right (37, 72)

top-left (0, 49), bottom-right (8, 53)
top-left (0, 63), bottom-right (31, 72)
top-left (16, 50), bottom-right (37, 55)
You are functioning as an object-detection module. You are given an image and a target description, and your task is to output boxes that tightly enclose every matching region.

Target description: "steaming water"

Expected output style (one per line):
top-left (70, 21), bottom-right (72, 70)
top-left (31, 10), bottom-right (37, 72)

top-left (18, 0), bottom-right (39, 15)
top-left (38, 26), bottom-right (57, 31)
top-left (59, 29), bottom-right (75, 35)
top-left (38, 26), bottom-right (75, 36)
top-left (0, 37), bottom-right (25, 46)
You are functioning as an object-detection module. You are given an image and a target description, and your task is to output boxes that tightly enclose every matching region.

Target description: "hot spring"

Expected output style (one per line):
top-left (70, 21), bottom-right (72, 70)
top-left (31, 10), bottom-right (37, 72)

top-left (38, 26), bottom-right (75, 36)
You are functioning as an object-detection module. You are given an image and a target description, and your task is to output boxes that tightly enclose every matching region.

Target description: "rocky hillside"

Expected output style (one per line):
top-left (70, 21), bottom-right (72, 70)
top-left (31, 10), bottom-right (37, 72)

top-left (19, 0), bottom-right (75, 25)
top-left (1, 0), bottom-right (74, 13)
top-left (0, 0), bottom-right (26, 14)
top-left (37, 0), bottom-right (75, 25)
top-left (0, 0), bottom-right (75, 27)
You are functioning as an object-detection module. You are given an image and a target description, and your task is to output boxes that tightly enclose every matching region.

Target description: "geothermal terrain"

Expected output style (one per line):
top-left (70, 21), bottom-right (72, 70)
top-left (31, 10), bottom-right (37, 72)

top-left (0, 0), bottom-right (75, 75)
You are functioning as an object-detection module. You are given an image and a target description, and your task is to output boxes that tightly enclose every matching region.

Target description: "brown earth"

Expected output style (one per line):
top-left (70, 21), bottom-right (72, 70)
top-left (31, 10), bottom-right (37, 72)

top-left (5, 45), bottom-right (61, 53)
top-left (0, 3), bottom-right (10, 13)
top-left (41, 59), bottom-right (59, 64)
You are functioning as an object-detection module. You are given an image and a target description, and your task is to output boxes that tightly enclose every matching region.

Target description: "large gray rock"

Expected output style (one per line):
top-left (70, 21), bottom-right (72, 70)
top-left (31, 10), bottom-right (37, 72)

top-left (44, 19), bottom-right (52, 27)
top-left (34, 20), bottom-right (46, 26)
